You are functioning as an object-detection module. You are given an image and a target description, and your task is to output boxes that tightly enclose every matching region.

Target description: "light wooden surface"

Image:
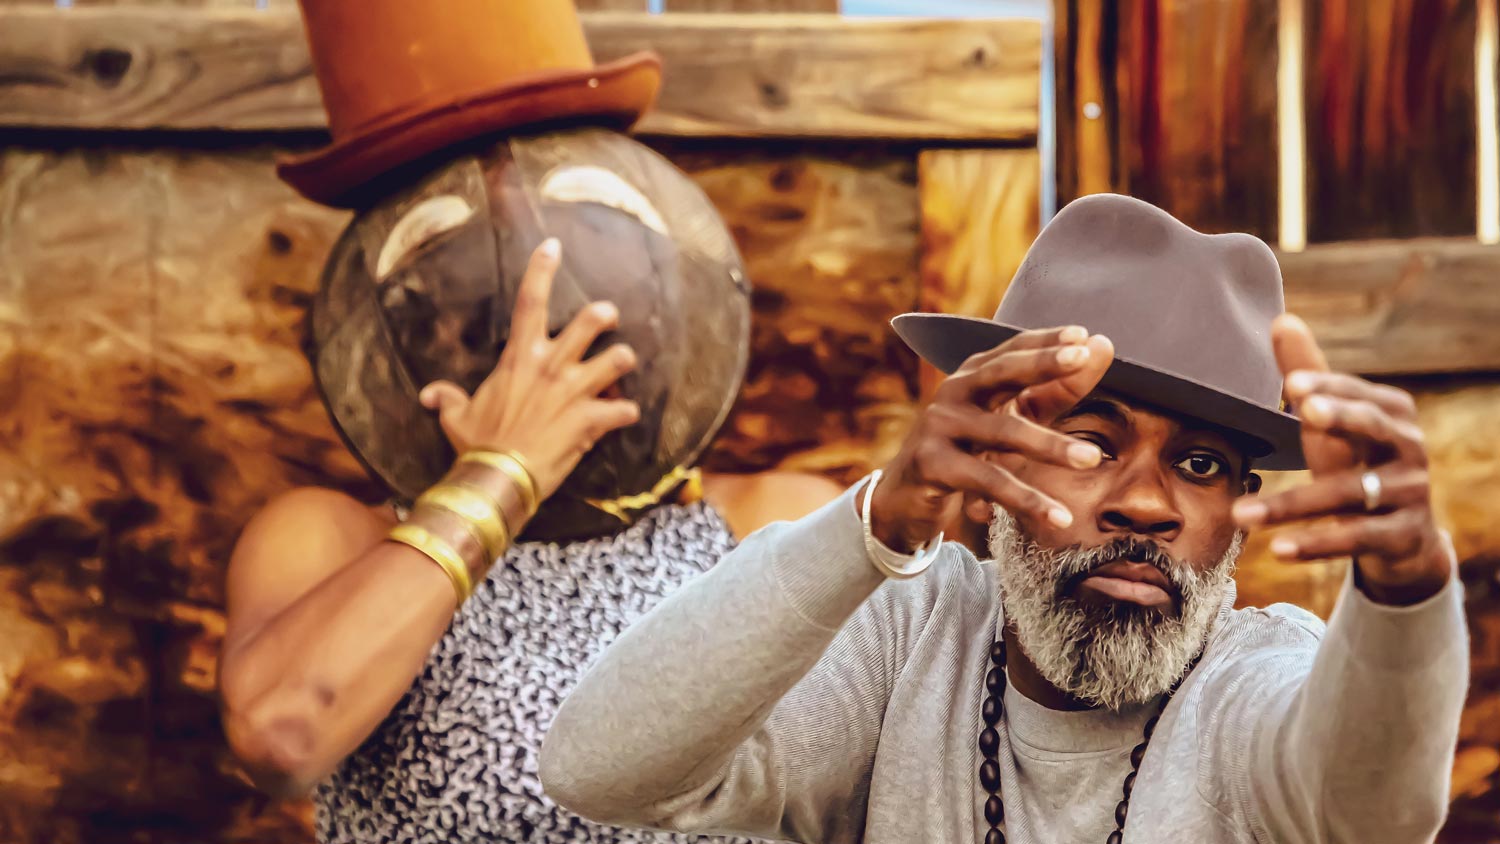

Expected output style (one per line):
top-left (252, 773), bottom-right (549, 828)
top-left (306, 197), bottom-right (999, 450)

top-left (916, 147), bottom-right (1040, 396)
top-left (1277, 237), bottom-right (1500, 376)
top-left (0, 7), bottom-right (1042, 142)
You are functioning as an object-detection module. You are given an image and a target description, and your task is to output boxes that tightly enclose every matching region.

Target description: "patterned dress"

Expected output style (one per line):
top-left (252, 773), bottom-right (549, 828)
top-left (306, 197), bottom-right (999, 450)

top-left (314, 502), bottom-right (755, 844)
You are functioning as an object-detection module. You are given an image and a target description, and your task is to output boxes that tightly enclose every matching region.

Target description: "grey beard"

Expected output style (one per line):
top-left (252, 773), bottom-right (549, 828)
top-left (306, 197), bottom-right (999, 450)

top-left (988, 508), bottom-right (1242, 711)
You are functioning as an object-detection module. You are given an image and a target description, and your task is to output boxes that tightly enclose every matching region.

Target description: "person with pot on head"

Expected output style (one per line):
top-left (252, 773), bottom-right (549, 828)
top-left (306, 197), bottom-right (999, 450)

top-left (541, 194), bottom-right (1469, 844)
top-left (216, 2), bottom-right (836, 842)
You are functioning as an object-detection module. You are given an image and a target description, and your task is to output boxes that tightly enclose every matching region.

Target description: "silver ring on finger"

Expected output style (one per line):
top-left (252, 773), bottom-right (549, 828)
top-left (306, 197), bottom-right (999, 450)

top-left (1359, 470), bottom-right (1383, 512)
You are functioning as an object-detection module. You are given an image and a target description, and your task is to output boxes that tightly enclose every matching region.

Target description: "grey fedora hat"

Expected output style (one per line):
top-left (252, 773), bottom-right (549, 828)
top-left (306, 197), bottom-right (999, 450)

top-left (893, 193), bottom-right (1305, 470)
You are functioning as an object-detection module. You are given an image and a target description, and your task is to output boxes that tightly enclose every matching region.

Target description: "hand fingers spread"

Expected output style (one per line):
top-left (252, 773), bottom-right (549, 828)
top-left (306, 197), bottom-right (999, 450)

top-left (1233, 465), bottom-right (1427, 529)
top-left (510, 238), bottom-right (561, 350)
top-left (929, 404), bottom-right (1101, 469)
top-left (574, 343), bottom-right (638, 397)
top-left (1283, 369), bottom-right (1417, 419)
top-left (954, 326), bottom-right (1089, 373)
top-left (1015, 334), bottom-right (1115, 423)
top-left (1267, 508), bottom-right (1428, 563)
top-left (552, 300), bottom-right (621, 363)
top-left (1272, 313), bottom-right (1330, 379)
top-left (942, 344), bottom-right (1096, 407)
top-left (574, 398), bottom-right (642, 447)
top-left (1298, 395), bottom-right (1425, 461)
top-left (913, 442), bottom-right (1072, 528)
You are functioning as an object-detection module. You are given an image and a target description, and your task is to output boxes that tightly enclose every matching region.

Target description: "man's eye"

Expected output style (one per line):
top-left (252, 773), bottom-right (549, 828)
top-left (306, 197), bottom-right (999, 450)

top-left (1175, 454), bottom-right (1226, 480)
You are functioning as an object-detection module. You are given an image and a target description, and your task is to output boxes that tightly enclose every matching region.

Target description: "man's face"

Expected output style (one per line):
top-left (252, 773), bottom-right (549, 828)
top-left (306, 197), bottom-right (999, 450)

top-left (989, 393), bottom-right (1252, 709)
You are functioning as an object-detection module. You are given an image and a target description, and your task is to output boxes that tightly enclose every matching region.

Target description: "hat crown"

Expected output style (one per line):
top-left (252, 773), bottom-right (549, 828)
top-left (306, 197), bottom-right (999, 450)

top-left (297, 0), bottom-right (595, 138)
top-left (995, 193), bottom-right (1286, 409)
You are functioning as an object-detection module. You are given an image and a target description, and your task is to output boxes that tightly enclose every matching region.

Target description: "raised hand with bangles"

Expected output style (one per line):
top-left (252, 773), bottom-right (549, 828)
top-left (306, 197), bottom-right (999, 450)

top-left (390, 236), bottom-right (641, 607)
top-left (218, 239), bottom-right (641, 797)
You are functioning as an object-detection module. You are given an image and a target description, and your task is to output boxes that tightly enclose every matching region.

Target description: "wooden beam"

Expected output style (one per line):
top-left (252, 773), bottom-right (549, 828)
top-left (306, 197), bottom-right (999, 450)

top-left (0, 7), bottom-right (1040, 142)
top-left (1279, 238), bottom-right (1500, 376)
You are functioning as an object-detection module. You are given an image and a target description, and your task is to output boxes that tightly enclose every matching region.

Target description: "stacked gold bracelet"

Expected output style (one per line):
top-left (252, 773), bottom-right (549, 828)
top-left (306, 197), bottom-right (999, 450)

top-left (386, 448), bottom-right (540, 609)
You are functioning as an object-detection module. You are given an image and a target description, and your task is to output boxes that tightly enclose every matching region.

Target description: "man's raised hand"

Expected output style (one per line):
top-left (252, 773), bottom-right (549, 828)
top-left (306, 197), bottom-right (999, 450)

top-left (869, 327), bottom-right (1114, 553)
top-left (1231, 314), bottom-right (1451, 605)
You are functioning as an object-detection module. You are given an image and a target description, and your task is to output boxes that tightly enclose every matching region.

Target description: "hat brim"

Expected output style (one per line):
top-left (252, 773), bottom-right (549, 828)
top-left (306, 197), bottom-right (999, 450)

top-left (277, 52), bottom-right (663, 208)
top-left (893, 313), bottom-right (1306, 471)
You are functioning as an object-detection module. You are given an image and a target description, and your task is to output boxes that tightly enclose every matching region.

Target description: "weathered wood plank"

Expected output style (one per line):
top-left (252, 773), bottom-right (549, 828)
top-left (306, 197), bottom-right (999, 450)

top-left (1054, 0), bottom-right (1281, 239)
top-left (1278, 237), bottom-right (1500, 376)
top-left (916, 147), bottom-right (1039, 398)
top-left (0, 139), bottom-right (917, 840)
top-left (0, 7), bottom-right (1041, 141)
top-left (1303, 0), bottom-right (1479, 241)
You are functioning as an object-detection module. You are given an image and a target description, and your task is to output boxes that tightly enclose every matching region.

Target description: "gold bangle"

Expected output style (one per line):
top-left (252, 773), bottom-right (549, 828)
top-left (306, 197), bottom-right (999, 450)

top-left (417, 484), bottom-right (511, 562)
top-left (459, 450), bottom-right (539, 518)
top-left (389, 523), bottom-right (473, 608)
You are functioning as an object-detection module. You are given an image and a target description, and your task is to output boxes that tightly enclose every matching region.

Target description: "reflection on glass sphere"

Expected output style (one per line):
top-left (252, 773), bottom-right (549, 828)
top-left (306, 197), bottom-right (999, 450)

top-left (309, 127), bottom-right (751, 541)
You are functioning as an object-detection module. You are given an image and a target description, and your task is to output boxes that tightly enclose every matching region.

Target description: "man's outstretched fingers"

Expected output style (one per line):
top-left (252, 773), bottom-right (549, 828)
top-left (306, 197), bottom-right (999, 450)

top-left (1233, 466), bottom-right (1424, 529)
top-left (934, 403), bottom-right (1102, 469)
top-left (942, 345), bottom-right (1094, 408)
top-left (942, 453), bottom-right (1073, 529)
top-left (1298, 395), bottom-right (1425, 460)
top-left (1283, 370), bottom-right (1417, 419)
top-left (1268, 508), bottom-right (1429, 562)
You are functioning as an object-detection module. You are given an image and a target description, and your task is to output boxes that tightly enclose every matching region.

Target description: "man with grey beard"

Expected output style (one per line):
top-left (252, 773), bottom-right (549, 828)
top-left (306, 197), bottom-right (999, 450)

top-left (541, 195), bottom-right (1468, 844)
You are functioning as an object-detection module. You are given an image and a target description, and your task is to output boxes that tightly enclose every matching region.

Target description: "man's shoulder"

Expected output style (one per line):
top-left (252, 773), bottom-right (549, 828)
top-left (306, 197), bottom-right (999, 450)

top-left (1208, 599), bottom-right (1326, 662)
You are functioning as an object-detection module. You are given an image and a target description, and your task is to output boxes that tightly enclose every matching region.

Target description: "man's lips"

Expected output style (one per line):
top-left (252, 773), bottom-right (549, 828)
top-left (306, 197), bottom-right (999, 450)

top-left (1071, 561), bottom-right (1176, 609)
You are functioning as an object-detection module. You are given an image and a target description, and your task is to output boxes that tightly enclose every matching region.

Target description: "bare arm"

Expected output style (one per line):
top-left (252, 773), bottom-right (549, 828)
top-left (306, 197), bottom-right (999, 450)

top-left (218, 489), bottom-right (460, 797)
top-left (218, 238), bottom-right (641, 797)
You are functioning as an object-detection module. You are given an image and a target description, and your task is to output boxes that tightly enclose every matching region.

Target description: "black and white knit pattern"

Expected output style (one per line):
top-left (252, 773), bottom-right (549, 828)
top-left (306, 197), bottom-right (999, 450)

top-left (315, 502), bottom-right (755, 844)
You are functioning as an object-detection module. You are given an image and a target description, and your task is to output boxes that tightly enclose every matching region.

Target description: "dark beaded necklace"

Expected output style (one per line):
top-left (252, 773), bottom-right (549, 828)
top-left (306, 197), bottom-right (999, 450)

top-left (979, 637), bottom-right (1195, 844)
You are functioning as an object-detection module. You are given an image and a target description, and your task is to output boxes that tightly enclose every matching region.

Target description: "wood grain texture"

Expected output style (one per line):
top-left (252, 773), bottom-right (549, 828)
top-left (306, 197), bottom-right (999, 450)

top-left (0, 7), bottom-right (1041, 141)
top-left (1303, 0), bottom-right (1479, 241)
top-left (0, 139), bottom-right (916, 841)
top-left (1054, 0), bottom-right (1281, 239)
top-left (0, 145), bottom-right (351, 844)
top-left (670, 143), bottom-right (922, 481)
top-left (916, 147), bottom-right (1040, 396)
top-left (1277, 237), bottom-right (1500, 375)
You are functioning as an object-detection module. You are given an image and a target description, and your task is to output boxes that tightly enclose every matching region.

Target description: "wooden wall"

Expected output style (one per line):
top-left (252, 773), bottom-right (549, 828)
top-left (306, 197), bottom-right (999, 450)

top-left (0, 3), bottom-right (968, 841)
top-left (1054, 1), bottom-right (1500, 839)
top-left (2, 1), bottom-right (1498, 842)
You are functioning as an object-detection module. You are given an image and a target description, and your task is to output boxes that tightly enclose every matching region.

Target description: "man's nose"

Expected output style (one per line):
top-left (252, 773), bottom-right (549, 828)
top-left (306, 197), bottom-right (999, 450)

top-left (1097, 459), bottom-right (1183, 542)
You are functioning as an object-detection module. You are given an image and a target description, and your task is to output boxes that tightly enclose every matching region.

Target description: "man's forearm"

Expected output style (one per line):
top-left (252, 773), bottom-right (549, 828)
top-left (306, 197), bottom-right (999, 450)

top-left (541, 485), bottom-right (887, 830)
top-left (1258, 558), bottom-right (1468, 843)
